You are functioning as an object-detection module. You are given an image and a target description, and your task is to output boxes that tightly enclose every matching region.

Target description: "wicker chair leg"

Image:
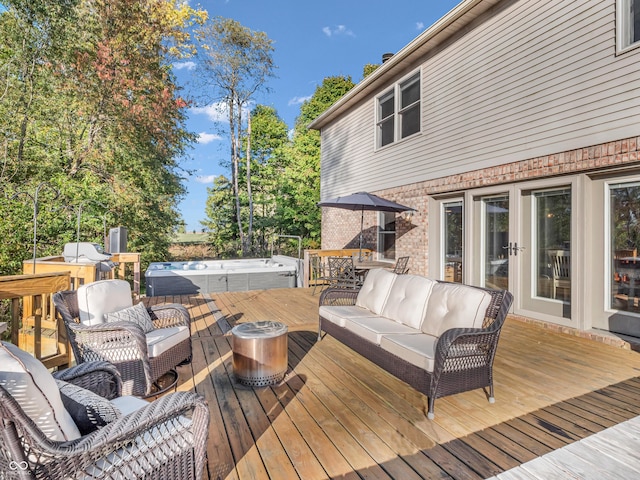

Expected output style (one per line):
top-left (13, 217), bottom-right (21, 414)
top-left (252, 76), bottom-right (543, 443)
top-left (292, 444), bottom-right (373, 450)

top-left (488, 384), bottom-right (495, 404)
top-left (427, 397), bottom-right (435, 420)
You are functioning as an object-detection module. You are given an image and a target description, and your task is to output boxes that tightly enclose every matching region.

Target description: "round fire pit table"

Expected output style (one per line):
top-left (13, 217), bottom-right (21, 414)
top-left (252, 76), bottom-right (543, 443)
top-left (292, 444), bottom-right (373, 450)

top-left (231, 321), bottom-right (288, 387)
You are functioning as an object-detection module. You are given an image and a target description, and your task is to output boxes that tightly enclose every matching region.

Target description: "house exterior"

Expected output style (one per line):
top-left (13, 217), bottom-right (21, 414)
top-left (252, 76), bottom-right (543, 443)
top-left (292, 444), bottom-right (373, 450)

top-left (309, 0), bottom-right (640, 338)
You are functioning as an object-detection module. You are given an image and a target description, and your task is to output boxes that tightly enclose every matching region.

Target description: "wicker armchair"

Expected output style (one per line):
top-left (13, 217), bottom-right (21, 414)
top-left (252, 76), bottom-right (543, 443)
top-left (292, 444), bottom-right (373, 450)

top-left (0, 342), bottom-right (209, 480)
top-left (53, 280), bottom-right (192, 397)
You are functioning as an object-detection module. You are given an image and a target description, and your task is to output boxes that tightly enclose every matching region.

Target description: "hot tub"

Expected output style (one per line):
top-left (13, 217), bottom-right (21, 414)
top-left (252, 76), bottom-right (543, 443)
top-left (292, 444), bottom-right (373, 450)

top-left (145, 256), bottom-right (300, 296)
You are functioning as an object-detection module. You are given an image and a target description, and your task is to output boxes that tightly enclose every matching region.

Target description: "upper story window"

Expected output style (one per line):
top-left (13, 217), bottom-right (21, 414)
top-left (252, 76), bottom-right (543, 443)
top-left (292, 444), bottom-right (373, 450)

top-left (376, 72), bottom-right (421, 148)
top-left (618, 0), bottom-right (640, 51)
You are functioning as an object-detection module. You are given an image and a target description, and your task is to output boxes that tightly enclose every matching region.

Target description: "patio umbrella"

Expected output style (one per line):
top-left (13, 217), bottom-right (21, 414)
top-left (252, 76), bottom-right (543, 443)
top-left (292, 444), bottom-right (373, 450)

top-left (317, 192), bottom-right (415, 259)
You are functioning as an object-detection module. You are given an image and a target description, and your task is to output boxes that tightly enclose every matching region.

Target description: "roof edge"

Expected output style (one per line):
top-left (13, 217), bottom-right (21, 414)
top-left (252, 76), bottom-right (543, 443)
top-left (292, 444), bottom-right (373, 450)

top-left (308, 0), bottom-right (485, 130)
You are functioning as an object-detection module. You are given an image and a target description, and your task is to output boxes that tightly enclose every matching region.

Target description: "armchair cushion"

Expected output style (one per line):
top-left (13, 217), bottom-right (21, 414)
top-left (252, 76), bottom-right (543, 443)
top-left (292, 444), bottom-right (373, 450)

top-left (56, 379), bottom-right (122, 435)
top-left (105, 302), bottom-right (155, 333)
top-left (422, 283), bottom-right (492, 337)
top-left (146, 325), bottom-right (190, 358)
top-left (77, 279), bottom-right (133, 326)
top-left (0, 341), bottom-right (81, 441)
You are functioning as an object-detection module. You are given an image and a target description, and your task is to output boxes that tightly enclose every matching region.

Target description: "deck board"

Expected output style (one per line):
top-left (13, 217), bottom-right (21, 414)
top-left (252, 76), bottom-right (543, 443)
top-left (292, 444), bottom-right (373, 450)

top-left (148, 289), bottom-right (640, 479)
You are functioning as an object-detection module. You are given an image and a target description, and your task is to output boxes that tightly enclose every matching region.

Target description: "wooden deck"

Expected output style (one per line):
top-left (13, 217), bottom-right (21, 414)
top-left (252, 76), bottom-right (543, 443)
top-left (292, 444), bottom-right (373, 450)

top-left (147, 288), bottom-right (640, 480)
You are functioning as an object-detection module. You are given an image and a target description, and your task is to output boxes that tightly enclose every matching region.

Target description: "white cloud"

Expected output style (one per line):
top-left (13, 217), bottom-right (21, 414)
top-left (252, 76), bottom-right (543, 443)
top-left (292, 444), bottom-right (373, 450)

top-left (197, 132), bottom-right (222, 144)
top-left (195, 175), bottom-right (216, 184)
top-left (191, 102), bottom-right (227, 122)
top-left (322, 25), bottom-right (355, 37)
top-left (173, 61), bottom-right (196, 70)
top-left (288, 95), bottom-right (312, 106)
top-left (191, 101), bottom-right (252, 123)
top-left (416, 21), bottom-right (425, 30)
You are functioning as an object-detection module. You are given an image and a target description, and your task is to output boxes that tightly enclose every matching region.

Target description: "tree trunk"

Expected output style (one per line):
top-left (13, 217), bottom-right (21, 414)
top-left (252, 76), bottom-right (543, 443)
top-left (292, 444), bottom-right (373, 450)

top-left (229, 98), bottom-right (244, 254)
top-left (246, 110), bottom-right (254, 254)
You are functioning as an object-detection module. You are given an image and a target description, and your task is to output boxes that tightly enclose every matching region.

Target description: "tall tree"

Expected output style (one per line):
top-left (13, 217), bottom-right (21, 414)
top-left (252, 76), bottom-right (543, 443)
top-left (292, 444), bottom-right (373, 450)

top-left (195, 17), bottom-right (275, 255)
top-left (276, 75), bottom-right (355, 247)
top-left (0, 0), bottom-right (206, 273)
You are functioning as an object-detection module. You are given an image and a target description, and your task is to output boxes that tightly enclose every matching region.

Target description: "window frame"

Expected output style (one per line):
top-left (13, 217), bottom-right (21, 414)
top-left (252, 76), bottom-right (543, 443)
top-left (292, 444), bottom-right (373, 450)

top-left (617, 0), bottom-right (640, 53)
top-left (375, 70), bottom-right (421, 149)
top-left (377, 211), bottom-right (397, 260)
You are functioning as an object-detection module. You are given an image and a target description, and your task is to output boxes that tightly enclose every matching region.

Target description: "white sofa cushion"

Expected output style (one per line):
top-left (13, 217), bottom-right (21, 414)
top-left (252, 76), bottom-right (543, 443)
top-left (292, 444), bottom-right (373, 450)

top-left (379, 333), bottom-right (438, 372)
top-left (77, 279), bottom-right (133, 326)
top-left (0, 341), bottom-right (81, 441)
top-left (344, 317), bottom-right (422, 345)
top-left (146, 325), bottom-right (190, 358)
top-left (105, 302), bottom-right (155, 333)
top-left (422, 283), bottom-right (492, 337)
top-left (319, 305), bottom-right (378, 328)
top-left (380, 274), bottom-right (436, 329)
top-left (355, 268), bottom-right (396, 315)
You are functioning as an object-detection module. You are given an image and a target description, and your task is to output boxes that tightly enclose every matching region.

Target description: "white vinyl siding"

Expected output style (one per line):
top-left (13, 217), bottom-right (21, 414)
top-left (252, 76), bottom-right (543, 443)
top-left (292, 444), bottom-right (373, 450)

top-left (319, 0), bottom-right (640, 200)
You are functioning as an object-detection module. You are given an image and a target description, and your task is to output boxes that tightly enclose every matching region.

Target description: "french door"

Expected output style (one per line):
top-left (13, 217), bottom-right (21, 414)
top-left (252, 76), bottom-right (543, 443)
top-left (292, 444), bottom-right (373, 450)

top-left (471, 182), bottom-right (573, 322)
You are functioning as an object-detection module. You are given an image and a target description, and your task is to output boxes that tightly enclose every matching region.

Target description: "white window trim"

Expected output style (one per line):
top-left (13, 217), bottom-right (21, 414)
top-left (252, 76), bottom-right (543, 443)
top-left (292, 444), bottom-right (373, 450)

top-left (374, 69), bottom-right (422, 150)
top-left (617, 0), bottom-right (640, 54)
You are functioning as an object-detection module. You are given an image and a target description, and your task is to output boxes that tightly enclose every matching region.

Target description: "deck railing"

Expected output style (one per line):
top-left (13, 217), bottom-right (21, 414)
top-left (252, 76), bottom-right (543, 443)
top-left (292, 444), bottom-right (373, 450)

top-left (23, 252), bottom-right (141, 298)
top-left (0, 272), bottom-right (72, 369)
top-left (302, 248), bottom-right (373, 288)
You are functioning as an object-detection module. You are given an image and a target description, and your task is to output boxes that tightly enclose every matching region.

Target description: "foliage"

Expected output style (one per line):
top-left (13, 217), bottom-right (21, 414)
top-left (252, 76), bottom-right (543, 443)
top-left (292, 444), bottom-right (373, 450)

top-left (0, 0), bottom-right (205, 275)
top-left (202, 75), bottom-right (356, 254)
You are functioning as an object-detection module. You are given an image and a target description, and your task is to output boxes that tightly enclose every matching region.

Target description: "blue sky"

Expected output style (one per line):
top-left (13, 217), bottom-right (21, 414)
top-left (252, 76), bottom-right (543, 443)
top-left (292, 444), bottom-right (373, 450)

top-left (175, 0), bottom-right (461, 232)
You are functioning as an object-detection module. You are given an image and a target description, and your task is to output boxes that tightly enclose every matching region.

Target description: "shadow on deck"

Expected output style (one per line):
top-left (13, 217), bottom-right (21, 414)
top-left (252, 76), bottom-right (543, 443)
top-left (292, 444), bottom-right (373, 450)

top-left (145, 289), bottom-right (640, 480)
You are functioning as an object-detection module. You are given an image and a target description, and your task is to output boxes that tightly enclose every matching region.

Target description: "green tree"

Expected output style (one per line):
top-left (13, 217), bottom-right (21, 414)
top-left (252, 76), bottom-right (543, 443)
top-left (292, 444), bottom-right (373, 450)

top-left (194, 17), bottom-right (275, 255)
top-left (0, 0), bottom-right (206, 273)
top-left (276, 75), bottom-right (355, 248)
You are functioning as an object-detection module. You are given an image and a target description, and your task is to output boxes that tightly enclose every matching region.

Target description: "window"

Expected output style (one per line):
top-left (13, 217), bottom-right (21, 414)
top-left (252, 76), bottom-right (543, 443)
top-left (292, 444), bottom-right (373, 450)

top-left (376, 72), bottom-right (420, 148)
top-left (443, 201), bottom-right (463, 283)
top-left (618, 0), bottom-right (640, 51)
top-left (610, 182), bottom-right (640, 313)
top-left (378, 211), bottom-right (396, 260)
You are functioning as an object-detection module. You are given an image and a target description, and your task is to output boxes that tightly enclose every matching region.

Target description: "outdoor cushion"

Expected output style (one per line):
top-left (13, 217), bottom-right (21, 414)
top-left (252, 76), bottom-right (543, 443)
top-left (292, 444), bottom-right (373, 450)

top-left (355, 268), bottom-right (396, 314)
top-left (0, 341), bottom-right (81, 441)
top-left (422, 283), bottom-right (492, 337)
top-left (104, 302), bottom-right (155, 333)
top-left (77, 279), bottom-right (133, 326)
top-left (56, 379), bottom-right (121, 435)
top-left (381, 274), bottom-right (436, 329)
top-left (110, 395), bottom-right (149, 416)
top-left (146, 325), bottom-right (190, 358)
top-left (379, 333), bottom-right (438, 372)
top-left (319, 305), bottom-right (378, 328)
top-left (344, 316), bottom-right (422, 345)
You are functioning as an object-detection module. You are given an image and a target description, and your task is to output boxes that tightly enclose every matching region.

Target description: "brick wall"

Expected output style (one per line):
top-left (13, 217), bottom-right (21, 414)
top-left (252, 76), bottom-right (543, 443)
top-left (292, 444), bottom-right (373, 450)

top-left (320, 136), bottom-right (640, 276)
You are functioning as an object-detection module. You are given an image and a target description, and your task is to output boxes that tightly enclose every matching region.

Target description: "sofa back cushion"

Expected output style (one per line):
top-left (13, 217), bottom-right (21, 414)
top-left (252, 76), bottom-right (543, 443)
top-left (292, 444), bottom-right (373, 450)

top-left (380, 274), bottom-right (436, 329)
top-left (422, 283), bottom-right (492, 337)
top-left (0, 341), bottom-right (81, 441)
top-left (355, 268), bottom-right (396, 315)
top-left (77, 279), bottom-right (133, 326)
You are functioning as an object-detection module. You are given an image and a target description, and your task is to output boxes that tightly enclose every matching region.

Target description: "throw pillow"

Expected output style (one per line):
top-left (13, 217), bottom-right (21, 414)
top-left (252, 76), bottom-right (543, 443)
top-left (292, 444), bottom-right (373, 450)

top-left (56, 379), bottom-right (122, 435)
top-left (104, 302), bottom-right (155, 333)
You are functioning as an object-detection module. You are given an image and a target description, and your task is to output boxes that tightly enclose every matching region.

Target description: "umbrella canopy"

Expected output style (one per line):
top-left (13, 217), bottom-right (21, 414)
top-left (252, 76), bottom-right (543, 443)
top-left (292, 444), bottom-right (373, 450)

top-left (317, 192), bottom-right (414, 213)
top-left (317, 192), bottom-right (415, 259)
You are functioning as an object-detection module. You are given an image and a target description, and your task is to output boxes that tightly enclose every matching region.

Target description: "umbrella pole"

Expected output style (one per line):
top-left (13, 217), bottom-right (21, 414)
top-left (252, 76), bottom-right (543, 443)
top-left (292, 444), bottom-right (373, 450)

top-left (359, 209), bottom-right (364, 261)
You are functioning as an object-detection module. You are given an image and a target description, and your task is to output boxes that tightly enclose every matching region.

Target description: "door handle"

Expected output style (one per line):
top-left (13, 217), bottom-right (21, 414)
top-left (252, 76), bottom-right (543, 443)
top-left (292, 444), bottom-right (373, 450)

top-left (503, 243), bottom-right (526, 256)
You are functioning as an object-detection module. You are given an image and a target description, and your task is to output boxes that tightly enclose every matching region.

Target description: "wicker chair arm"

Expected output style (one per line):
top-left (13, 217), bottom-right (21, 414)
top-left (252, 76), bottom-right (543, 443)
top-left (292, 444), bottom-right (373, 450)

top-left (65, 321), bottom-right (149, 355)
top-left (149, 303), bottom-right (190, 329)
top-left (52, 361), bottom-right (122, 399)
top-left (319, 288), bottom-right (359, 306)
top-left (2, 391), bottom-right (209, 478)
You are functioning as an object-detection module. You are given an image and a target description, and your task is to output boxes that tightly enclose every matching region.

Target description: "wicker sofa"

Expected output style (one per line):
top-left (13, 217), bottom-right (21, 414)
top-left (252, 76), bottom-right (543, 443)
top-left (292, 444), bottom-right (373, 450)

top-left (318, 268), bottom-right (513, 419)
